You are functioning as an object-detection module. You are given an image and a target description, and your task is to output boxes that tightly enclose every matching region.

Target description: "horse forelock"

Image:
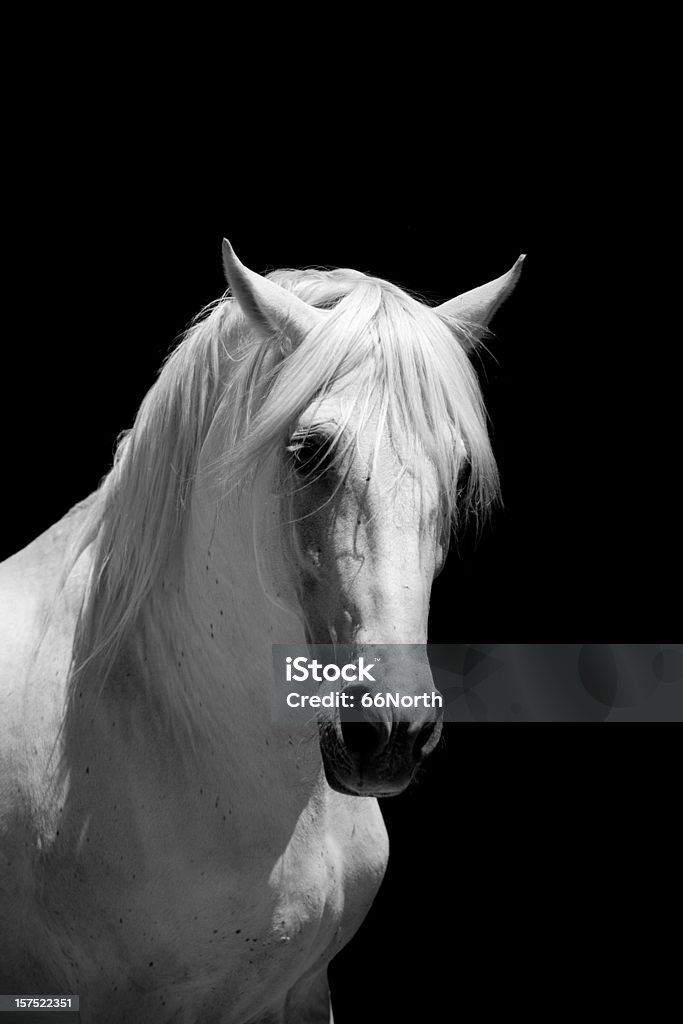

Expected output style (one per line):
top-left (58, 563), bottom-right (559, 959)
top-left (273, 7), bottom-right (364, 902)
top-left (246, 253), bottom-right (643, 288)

top-left (213, 267), bottom-right (498, 513)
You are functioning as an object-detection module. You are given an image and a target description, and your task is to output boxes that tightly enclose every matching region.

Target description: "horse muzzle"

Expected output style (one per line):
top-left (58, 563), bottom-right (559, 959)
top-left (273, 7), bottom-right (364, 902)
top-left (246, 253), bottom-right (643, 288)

top-left (318, 684), bottom-right (443, 798)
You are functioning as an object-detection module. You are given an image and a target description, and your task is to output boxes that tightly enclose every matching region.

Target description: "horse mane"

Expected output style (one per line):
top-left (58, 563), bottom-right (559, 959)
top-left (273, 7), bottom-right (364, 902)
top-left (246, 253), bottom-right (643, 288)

top-left (65, 265), bottom-right (499, 735)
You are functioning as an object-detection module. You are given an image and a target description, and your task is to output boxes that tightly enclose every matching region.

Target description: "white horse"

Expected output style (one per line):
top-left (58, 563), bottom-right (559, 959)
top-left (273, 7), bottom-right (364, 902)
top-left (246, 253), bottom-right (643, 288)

top-left (0, 242), bottom-right (524, 1022)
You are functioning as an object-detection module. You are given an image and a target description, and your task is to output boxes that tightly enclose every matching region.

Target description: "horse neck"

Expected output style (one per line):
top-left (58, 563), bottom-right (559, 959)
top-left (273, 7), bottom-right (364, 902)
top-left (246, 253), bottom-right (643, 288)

top-left (59, 482), bottom-right (325, 855)
top-left (133, 473), bottom-right (312, 783)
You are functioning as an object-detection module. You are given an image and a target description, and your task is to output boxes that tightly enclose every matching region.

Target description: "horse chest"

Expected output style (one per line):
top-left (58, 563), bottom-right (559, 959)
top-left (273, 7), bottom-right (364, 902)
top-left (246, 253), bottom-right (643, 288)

top-left (45, 793), bottom-right (387, 1019)
top-left (162, 794), bottom-right (388, 977)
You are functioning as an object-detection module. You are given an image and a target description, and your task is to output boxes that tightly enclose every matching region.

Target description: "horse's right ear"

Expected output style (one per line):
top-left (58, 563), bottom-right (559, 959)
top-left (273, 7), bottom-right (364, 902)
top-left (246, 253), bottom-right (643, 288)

top-left (221, 239), bottom-right (325, 353)
top-left (435, 254), bottom-right (526, 351)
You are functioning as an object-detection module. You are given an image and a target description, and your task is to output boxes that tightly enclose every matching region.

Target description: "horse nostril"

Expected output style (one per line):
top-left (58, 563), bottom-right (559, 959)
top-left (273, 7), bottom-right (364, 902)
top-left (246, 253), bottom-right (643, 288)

top-left (339, 685), bottom-right (391, 760)
top-left (339, 721), bottom-right (389, 760)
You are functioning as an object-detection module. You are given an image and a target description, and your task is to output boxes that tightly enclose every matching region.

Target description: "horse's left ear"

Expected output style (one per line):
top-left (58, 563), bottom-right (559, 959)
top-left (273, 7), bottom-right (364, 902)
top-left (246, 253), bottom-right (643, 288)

top-left (435, 254), bottom-right (527, 350)
top-left (221, 238), bottom-right (326, 352)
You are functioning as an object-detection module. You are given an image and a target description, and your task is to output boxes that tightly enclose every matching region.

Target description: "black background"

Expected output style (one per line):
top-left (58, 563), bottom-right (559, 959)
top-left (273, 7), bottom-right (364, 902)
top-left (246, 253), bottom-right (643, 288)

top-left (2, 157), bottom-right (677, 1021)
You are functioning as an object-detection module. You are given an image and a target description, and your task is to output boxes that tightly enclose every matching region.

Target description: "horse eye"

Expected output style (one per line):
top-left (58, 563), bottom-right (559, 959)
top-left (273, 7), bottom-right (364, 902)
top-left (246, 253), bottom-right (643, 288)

top-left (287, 435), bottom-right (334, 476)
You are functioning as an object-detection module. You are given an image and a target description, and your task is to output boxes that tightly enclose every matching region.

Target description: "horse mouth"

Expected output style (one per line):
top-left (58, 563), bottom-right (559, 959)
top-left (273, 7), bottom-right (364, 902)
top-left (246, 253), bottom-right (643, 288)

top-left (318, 719), bottom-right (414, 798)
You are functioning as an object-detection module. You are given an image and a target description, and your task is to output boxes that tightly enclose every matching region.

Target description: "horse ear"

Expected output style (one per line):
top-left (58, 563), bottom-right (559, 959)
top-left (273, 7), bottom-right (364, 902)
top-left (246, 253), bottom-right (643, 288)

top-left (435, 254), bottom-right (526, 351)
top-left (221, 238), bottom-right (325, 351)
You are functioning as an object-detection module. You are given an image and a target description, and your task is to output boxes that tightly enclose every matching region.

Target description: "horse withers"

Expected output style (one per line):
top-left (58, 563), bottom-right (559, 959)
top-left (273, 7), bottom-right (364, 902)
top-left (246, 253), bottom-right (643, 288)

top-left (0, 243), bottom-right (524, 1022)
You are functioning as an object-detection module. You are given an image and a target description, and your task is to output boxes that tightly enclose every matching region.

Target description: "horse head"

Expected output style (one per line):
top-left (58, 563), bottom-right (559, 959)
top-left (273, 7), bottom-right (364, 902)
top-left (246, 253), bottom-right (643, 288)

top-left (221, 241), bottom-right (525, 796)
